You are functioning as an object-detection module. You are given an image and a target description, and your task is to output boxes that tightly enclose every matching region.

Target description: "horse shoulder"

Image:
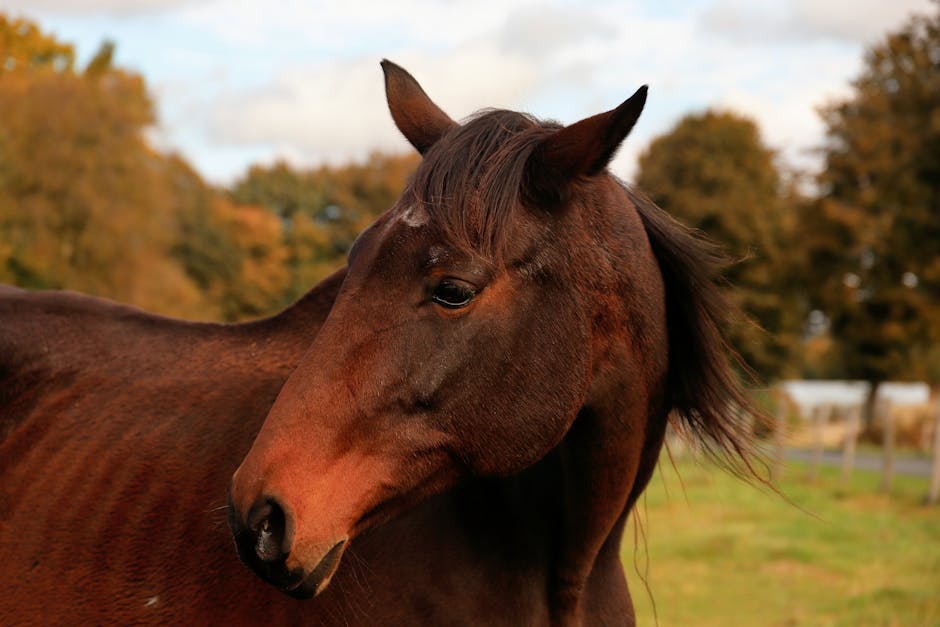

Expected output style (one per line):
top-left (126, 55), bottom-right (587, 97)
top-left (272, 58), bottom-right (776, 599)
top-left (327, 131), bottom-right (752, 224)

top-left (0, 285), bottom-right (86, 443)
top-left (0, 286), bottom-right (270, 444)
top-left (0, 286), bottom-right (301, 622)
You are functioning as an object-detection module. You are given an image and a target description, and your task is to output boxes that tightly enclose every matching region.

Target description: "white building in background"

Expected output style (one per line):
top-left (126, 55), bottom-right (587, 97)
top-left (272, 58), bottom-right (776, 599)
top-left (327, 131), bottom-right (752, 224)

top-left (780, 380), bottom-right (931, 419)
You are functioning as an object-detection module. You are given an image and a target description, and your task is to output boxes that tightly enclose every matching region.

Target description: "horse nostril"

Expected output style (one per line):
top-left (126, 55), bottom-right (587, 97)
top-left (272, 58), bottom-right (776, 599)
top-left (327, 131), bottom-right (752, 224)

top-left (247, 498), bottom-right (287, 563)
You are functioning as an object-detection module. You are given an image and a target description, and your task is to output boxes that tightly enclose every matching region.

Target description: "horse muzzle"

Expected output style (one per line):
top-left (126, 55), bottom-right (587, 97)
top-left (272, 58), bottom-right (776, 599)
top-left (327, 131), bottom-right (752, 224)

top-left (227, 493), bottom-right (348, 599)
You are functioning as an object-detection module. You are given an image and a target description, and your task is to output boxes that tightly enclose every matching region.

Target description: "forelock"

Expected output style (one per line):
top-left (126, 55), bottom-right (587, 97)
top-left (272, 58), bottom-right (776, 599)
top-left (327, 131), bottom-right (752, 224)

top-left (408, 109), bottom-right (559, 260)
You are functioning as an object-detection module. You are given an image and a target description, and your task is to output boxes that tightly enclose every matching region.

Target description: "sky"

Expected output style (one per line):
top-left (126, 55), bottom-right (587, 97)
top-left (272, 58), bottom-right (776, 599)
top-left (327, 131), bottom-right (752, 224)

top-left (1, 0), bottom-right (933, 184)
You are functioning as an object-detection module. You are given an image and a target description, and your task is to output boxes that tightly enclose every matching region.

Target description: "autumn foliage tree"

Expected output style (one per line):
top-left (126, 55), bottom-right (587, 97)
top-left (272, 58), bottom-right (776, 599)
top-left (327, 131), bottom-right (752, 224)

top-left (166, 157), bottom-right (292, 320)
top-left (0, 15), bottom-right (73, 73)
top-left (802, 3), bottom-right (940, 399)
top-left (0, 15), bottom-right (211, 317)
top-left (0, 14), bottom-right (419, 321)
top-left (635, 111), bottom-right (803, 381)
top-left (230, 152), bottom-right (419, 302)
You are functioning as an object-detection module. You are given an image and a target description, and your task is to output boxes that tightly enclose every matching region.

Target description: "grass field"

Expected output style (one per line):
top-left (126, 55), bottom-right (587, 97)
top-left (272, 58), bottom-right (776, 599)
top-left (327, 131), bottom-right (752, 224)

top-left (621, 454), bottom-right (940, 626)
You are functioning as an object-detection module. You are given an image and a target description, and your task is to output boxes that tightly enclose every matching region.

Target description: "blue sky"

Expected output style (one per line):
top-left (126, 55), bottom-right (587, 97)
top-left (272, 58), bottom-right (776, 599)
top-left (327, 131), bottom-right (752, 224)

top-left (2, 0), bottom-right (932, 183)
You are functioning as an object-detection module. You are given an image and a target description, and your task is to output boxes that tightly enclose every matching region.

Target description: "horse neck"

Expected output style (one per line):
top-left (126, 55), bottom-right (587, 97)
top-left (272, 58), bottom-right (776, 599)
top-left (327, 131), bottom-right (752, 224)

top-left (228, 267), bottom-right (346, 359)
top-left (385, 401), bottom-right (659, 624)
top-left (529, 179), bottom-right (671, 622)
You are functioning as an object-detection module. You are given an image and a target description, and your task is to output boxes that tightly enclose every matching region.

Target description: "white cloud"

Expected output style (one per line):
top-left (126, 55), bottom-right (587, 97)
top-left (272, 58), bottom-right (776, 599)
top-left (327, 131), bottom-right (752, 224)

top-left (206, 45), bottom-right (540, 167)
top-left (177, 0), bottom-right (515, 49)
top-left (701, 0), bottom-right (934, 44)
top-left (498, 4), bottom-right (617, 57)
top-left (790, 0), bottom-right (934, 42)
top-left (28, 0), bottom-right (931, 184)
top-left (196, 1), bottom-right (666, 177)
top-left (195, 0), bottom-right (930, 183)
top-left (1, 0), bottom-right (198, 16)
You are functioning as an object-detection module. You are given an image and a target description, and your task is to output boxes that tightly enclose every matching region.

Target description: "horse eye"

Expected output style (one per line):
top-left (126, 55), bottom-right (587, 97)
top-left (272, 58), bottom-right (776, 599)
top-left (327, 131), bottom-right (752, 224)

top-left (431, 280), bottom-right (476, 309)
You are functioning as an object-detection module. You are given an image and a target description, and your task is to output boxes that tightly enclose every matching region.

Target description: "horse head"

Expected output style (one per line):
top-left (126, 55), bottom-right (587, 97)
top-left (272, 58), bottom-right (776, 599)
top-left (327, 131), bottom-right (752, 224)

top-left (228, 60), bottom-right (666, 599)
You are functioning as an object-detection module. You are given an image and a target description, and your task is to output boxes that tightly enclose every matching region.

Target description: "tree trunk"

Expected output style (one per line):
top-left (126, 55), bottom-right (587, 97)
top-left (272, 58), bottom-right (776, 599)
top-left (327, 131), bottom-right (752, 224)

top-left (862, 380), bottom-right (881, 431)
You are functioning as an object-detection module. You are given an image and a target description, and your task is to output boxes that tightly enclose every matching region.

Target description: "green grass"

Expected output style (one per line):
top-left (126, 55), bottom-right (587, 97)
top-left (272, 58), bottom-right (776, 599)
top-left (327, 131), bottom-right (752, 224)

top-left (621, 456), bottom-right (940, 626)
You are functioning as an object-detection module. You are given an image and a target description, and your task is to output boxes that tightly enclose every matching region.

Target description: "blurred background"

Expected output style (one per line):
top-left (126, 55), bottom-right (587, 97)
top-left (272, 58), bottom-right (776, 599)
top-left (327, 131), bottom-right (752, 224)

top-left (1, 0), bottom-right (938, 623)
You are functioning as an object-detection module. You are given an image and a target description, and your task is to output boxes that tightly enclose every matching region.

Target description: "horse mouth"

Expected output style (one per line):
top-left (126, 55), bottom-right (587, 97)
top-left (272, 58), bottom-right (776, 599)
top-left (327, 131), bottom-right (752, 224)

top-left (282, 539), bottom-right (348, 599)
top-left (231, 509), bottom-right (348, 599)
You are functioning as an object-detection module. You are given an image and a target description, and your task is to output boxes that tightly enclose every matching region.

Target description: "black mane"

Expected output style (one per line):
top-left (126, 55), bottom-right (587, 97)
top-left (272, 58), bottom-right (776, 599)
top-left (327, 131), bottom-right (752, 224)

top-left (627, 185), bottom-right (763, 474)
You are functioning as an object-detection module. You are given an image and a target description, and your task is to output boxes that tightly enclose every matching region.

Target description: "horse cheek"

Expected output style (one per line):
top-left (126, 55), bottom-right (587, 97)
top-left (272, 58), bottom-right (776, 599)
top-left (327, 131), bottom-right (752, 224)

top-left (464, 306), bottom-right (588, 475)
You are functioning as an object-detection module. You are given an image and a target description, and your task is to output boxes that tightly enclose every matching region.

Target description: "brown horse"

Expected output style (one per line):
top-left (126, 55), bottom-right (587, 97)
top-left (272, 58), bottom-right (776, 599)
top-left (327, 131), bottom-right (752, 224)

top-left (0, 61), bottom-right (755, 625)
top-left (227, 61), bottom-right (757, 624)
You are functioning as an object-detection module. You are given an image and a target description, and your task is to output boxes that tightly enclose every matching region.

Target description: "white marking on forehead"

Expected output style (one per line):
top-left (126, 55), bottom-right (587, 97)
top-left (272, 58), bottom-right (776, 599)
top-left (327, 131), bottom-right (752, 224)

top-left (399, 204), bottom-right (429, 228)
top-left (426, 245), bottom-right (447, 267)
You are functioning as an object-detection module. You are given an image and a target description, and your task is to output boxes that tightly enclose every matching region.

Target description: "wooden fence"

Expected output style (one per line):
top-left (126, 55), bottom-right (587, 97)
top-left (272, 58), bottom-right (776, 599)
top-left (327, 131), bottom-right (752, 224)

top-left (769, 391), bottom-right (940, 505)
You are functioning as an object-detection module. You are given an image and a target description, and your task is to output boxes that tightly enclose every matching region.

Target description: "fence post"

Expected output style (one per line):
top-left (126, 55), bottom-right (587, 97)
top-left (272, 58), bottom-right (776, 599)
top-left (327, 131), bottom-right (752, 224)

top-left (808, 404), bottom-right (827, 482)
top-left (772, 393), bottom-right (786, 483)
top-left (927, 400), bottom-right (940, 505)
top-left (841, 404), bottom-right (860, 485)
top-left (879, 398), bottom-right (894, 493)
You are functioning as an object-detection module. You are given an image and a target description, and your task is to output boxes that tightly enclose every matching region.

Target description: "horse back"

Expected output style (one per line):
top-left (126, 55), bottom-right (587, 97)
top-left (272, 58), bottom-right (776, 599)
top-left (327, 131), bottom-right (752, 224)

top-left (0, 286), bottom-right (221, 442)
top-left (0, 285), bottom-right (319, 623)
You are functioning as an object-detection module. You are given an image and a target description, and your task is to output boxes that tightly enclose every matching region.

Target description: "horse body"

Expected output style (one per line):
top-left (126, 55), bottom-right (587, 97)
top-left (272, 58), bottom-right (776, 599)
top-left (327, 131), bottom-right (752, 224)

top-left (1, 61), bottom-right (754, 626)
top-left (0, 276), bottom-right (331, 623)
top-left (0, 279), bottom-right (652, 625)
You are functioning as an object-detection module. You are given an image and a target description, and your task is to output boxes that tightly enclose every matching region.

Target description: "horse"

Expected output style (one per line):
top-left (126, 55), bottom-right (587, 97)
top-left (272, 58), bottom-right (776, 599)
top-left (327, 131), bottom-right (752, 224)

top-left (0, 60), bottom-right (756, 625)
top-left (227, 61), bottom-right (757, 625)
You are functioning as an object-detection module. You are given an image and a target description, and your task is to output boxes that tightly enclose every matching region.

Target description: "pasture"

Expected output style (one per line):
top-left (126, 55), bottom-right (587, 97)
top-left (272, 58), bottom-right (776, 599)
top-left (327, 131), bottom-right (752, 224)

top-left (624, 456), bottom-right (940, 626)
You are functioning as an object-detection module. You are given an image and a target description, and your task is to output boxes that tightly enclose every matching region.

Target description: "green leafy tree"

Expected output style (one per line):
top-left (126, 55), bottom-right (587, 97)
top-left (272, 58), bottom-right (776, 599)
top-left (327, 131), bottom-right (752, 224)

top-left (803, 3), bottom-right (940, 406)
top-left (635, 110), bottom-right (803, 381)
top-left (231, 160), bottom-right (329, 220)
top-left (230, 152), bottom-right (419, 300)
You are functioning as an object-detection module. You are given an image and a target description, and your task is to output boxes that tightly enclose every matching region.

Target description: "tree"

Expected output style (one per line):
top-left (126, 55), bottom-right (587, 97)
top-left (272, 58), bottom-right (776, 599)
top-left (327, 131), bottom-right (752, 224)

top-left (0, 31), bottom-right (214, 316)
top-left (803, 3), bottom-right (940, 406)
top-left (230, 152), bottom-right (419, 301)
top-left (0, 15), bottom-right (235, 319)
top-left (0, 14), bottom-right (430, 322)
top-left (0, 14), bottom-right (74, 74)
top-left (635, 110), bottom-right (803, 381)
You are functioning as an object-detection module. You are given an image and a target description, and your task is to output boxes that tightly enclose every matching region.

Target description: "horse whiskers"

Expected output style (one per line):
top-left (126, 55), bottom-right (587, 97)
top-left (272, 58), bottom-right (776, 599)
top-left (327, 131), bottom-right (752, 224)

top-left (344, 549), bottom-right (375, 598)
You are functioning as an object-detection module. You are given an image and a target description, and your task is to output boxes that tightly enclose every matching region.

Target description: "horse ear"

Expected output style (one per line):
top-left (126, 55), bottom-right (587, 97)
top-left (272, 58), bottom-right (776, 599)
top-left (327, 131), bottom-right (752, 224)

top-left (526, 85), bottom-right (648, 204)
top-left (382, 59), bottom-right (457, 155)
